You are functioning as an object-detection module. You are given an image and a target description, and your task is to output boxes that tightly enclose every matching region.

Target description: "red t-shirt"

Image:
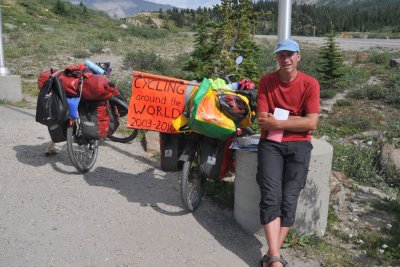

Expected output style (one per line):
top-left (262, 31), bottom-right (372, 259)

top-left (257, 70), bottom-right (320, 142)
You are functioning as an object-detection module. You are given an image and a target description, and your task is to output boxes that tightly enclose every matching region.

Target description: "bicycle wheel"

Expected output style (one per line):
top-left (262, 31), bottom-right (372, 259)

top-left (66, 120), bottom-right (99, 173)
top-left (179, 150), bottom-right (205, 212)
top-left (107, 115), bottom-right (138, 143)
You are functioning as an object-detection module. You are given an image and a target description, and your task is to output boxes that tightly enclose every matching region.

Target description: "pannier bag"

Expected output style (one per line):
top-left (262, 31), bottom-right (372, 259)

top-left (79, 100), bottom-right (111, 139)
top-left (39, 66), bottom-right (119, 100)
top-left (48, 121), bottom-right (68, 143)
top-left (199, 136), bottom-right (234, 180)
top-left (81, 74), bottom-right (119, 100)
top-left (38, 68), bottom-right (57, 89)
top-left (36, 74), bottom-right (70, 127)
top-left (188, 78), bottom-right (236, 140)
top-left (159, 132), bottom-right (185, 172)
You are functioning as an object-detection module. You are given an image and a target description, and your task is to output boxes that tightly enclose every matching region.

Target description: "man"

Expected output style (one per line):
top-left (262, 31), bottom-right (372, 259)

top-left (256, 39), bottom-right (320, 267)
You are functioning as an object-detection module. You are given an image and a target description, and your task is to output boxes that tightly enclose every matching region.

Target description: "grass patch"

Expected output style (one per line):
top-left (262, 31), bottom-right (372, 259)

top-left (0, 98), bottom-right (33, 109)
top-left (22, 81), bottom-right (39, 96)
top-left (332, 142), bottom-right (384, 187)
top-left (310, 236), bottom-right (358, 267)
top-left (205, 179), bottom-right (234, 210)
top-left (335, 99), bottom-right (353, 107)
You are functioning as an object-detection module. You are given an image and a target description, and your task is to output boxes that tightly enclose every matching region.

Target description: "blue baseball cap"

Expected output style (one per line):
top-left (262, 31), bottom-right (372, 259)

top-left (273, 39), bottom-right (300, 53)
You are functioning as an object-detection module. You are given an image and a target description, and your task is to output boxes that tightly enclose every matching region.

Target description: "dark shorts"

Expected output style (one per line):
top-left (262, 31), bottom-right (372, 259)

top-left (256, 139), bottom-right (313, 227)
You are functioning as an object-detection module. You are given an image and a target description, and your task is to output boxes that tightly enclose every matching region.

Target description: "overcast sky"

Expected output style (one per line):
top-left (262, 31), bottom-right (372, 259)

top-left (148, 0), bottom-right (221, 9)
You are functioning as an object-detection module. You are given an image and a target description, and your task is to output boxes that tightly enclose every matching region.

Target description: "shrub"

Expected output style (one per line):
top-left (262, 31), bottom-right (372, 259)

top-left (320, 89), bottom-right (337, 99)
top-left (96, 31), bottom-right (117, 42)
top-left (333, 143), bottom-right (384, 186)
top-left (348, 84), bottom-right (389, 101)
top-left (89, 41), bottom-right (104, 54)
top-left (348, 88), bottom-right (367, 99)
top-left (72, 49), bottom-right (90, 59)
top-left (52, 0), bottom-right (70, 16)
top-left (362, 84), bottom-right (389, 100)
top-left (336, 99), bottom-right (353, 107)
top-left (386, 85), bottom-right (400, 108)
top-left (333, 116), bottom-right (372, 135)
top-left (380, 163), bottom-right (400, 187)
top-left (315, 122), bottom-right (341, 139)
top-left (338, 65), bottom-right (369, 90)
top-left (353, 53), bottom-right (368, 64)
top-left (367, 50), bottom-right (391, 65)
top-left (129, 26), bottom-right (169, 39)
top-left (123, 50), bottom-right (167, 73)
top-left (298, 48), bottom-right (320, 78)
top-left (111, 76), bottom-right (132, 99)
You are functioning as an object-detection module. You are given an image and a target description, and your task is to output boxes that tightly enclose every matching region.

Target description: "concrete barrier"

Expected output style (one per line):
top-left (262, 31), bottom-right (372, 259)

top-left (0, 75), bottom-right (22, 102)
top-left (234, 138), bottom-right (333, 237)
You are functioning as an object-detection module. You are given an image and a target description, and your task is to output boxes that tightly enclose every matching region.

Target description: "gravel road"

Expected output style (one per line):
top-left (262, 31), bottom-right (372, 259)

top-left (0, 104), bottom-right (322, 267)
top-left (256, 35), bottom-right (400, 50)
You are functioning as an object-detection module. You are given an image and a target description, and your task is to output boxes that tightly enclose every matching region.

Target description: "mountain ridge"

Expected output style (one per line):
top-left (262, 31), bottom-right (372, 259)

top-left (69, 0), bottom-right (176, 18)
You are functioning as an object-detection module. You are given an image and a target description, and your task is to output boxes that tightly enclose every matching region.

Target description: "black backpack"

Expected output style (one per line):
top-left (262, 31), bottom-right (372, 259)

top-left (36, 73), bottom-right (70, 127)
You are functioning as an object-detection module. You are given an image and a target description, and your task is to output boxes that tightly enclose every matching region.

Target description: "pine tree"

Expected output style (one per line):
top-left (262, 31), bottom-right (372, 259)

top-left (317, 22), bottom-right (344, 90)
top-left (185, 0), bottom-right (262, 81)
top-left (183, 14), bottom-right (217, 79)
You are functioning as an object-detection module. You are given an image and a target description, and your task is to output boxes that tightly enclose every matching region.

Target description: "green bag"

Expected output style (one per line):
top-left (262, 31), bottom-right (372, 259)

top-left (188, 78), bottom-right (236, 140)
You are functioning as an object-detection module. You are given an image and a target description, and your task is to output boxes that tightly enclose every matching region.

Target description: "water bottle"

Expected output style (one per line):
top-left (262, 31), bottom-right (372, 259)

top-left (228, 82), bottom-right (239, 90)
top-left (85, 60), bottom-right (105, 75)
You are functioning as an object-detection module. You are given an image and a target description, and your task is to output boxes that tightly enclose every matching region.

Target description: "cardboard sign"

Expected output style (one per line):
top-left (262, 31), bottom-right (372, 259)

top-left (128, 71), bottom-right (193, 133)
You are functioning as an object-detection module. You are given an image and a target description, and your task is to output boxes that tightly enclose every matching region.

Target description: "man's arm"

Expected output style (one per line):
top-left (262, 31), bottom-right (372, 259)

top-left (258, 112), bottom-right (319, 133)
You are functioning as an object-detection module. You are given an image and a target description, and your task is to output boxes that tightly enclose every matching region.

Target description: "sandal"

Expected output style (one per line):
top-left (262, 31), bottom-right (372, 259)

top-left (267, 256), bottom-right (288, 267)
top-left (259, 254), bottom-right (270, 267)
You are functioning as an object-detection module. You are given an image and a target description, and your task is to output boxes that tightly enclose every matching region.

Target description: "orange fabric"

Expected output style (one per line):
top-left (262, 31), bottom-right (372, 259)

top-left (128, 71), bottom-right (192, 133)
top-left (196, 90), bottom-right (235, 130)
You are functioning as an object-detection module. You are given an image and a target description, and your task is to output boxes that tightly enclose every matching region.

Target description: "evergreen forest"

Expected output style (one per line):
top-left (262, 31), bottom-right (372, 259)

top-left (161, 0), bottom-right (400, 37)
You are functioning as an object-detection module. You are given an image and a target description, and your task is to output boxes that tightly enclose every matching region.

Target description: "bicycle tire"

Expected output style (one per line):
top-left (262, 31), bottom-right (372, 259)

top-left (66, 121), bottom-right (98, 173)
top-left (179, 150), bottom-right (205, 212)
top-left (107, 115), bottom-right (138, 143)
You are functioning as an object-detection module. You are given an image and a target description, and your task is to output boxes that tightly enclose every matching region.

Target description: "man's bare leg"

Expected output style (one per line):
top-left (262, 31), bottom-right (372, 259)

top-left (262, 217), bottom-right (290, 267)
top-left (45, 141), bottom-right (57, 156)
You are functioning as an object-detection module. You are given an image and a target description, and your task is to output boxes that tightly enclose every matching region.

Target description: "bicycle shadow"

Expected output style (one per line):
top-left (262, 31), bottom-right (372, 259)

top-left (13, 142), bottom-right (90, 175)
top-left (13, 142), bottom-right (69, 167)
top-left (82, 164), bottom-right (264, 266)
top-left (191, 199), bottom-right (264, 266)
top-left (13, 141), bottom-right (264, 265)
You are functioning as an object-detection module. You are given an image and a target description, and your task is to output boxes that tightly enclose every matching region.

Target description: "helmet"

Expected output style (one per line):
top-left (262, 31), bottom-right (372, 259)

top-left (217, 93), bottom-right (250, 123)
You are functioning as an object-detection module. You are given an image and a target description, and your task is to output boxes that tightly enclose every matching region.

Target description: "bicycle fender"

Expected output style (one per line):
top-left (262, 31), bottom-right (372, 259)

top-left (178, 140), bottom-right (196, 162)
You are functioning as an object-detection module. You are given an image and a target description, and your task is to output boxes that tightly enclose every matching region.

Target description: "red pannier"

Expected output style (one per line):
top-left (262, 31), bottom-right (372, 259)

top-left (79, 100), bottom-right (114, 139)
top-left (81, 74), bottom-right (119, 100)
top-left (38, 69), bottom-right (57, 89)
top-left (38, 65), bottom-right (119, 100)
